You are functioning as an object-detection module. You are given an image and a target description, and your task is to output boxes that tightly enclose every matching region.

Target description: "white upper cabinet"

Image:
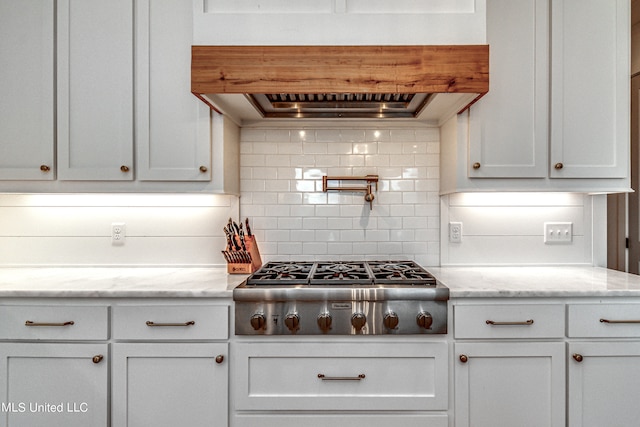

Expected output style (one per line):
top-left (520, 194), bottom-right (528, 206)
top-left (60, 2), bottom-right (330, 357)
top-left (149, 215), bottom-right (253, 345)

top-left (56, 0), bottom-right (134, 181)
top-left (440, 0), bottom-right (630, 194)
top-left (193, 0), bottom-right (487, 45)
top-left (550, 0), bottom-right (629, 179)
top-left (468, 0), bottom-right (549, 178)
top-left (135, 0), bottom-right (211, 182)
top-left (0, 0), bottom-right (55, 180)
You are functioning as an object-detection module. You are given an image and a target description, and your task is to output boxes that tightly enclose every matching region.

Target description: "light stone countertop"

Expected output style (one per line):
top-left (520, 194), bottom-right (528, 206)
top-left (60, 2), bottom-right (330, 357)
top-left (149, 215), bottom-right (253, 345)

top-left (0, 267), bottom-right (246, 298)
top-left (428, 266), bottom-right (640, 298)
top-left (1, 265), bottom-right (640, 299)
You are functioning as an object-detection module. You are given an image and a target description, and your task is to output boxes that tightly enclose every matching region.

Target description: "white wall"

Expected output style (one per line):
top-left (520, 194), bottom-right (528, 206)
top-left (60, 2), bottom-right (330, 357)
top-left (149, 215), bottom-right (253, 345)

top-left (239, 125), bottom-right (441, 266)
top-left (440, 192), bottom-right (596, 266)
top-left (0, 193), bottom-right (237, 267)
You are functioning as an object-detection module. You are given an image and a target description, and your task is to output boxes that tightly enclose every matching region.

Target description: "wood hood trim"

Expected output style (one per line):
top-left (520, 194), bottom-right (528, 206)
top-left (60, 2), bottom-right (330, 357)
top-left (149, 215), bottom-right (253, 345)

top-left (191, 45), bottom-right (489, 95)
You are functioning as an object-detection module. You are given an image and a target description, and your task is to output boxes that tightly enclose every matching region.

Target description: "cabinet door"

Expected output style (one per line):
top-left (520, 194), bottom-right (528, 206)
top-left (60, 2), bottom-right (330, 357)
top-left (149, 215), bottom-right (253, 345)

top-left (112, 343), bottom-right (228, 427)
top-left (550, 0), bottom-right (629, 178)
top-left (135, 0), bottom-right (211, 181)
top-left (56, 0), bottom-right (134, 180)
top-left (468, 0), bottom-right (549, 178)
top-left (0, 0), bottom-right (55, 180)
top-left (568, 342), bottom-right (640, 427)
top-left (0, 343), bottom-right (108, 427)
top-left (454, 342), bottom-right (565, 427)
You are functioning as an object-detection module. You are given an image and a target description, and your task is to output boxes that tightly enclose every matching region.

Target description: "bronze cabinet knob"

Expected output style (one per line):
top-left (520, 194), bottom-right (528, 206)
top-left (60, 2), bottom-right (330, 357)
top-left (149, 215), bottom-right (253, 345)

top-left (572, 353), bottom-right (583, 362)
top-left (554, 162), bottom-right (564, 170)
top-left (472, 162), bottom-right (481, 169)
top-left (40, 165), bottom-right (51, 172)
top-left (215, 355), bottom-right (224, 364)
top-left (120, 165), bottom-right (130, 172)
top-left (92, 355), bottom-right (104, 364)
top-left (459, 354), bottom-right (469, 363)
top-left (199, 166), bottom-right (208, 173)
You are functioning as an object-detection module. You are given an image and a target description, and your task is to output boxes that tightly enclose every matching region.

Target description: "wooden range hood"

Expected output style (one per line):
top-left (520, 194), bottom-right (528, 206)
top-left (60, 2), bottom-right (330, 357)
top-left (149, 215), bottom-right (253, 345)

top-left (191, 45), bottom-right (489, 122)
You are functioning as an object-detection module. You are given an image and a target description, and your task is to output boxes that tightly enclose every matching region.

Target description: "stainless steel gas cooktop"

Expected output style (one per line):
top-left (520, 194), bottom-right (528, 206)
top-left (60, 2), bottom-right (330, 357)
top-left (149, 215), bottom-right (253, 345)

top-left (233, 260), bottom-right (448, 335)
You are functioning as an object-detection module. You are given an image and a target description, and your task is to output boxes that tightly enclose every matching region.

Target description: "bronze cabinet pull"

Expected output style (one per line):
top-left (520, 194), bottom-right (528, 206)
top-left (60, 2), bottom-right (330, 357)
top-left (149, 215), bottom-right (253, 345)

top-left (600, 318), bottom-right (640, 324)
top-left (459, 354), bottom-right (469, 363)
top-left (572, 353), bottom-right (584, 362)
top-left (120, 165), bottom-right (130, 172)
top-left (215, 355), bottom-right (224, 364)
top-left (472, 162), bottom-right (481, 169)
top-left (25, 320), bottom-right (75, 327)
top-left (318, 374), bottom-right (365, 381)
top-left (92, 355), bottom-right (104, 364)
top-left (554, 162), bottom-right (564, 169)
top-left (486, 319), bottom-right (534, 326)
top-left (40, 165), bottom-right (51, 172)
top-left (145, 320), bottom-right (195, 327)
top-left (199, 166), bottom-right (208, 173)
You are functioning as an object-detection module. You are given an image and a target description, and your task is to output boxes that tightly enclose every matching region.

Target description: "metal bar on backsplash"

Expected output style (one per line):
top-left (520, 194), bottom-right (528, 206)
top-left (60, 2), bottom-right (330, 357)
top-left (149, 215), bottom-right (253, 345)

top-left (322, 175), bottom-right (379, 210)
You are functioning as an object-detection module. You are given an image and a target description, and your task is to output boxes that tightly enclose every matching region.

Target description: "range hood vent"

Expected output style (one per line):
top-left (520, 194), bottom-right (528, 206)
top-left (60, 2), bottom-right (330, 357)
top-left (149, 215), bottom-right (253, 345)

top-left (191, 45), bottom-right (489, 122)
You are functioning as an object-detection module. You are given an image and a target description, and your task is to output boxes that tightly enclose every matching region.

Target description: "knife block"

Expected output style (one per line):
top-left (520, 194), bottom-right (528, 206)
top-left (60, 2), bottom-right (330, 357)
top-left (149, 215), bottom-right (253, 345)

top-left (226, 236), bottom-right (262, 274)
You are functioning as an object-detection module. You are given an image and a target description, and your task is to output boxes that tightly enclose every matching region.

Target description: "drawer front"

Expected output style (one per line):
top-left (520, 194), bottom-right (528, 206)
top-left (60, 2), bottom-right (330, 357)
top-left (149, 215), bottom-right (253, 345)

top-left (234, 413), bottom-right (448, 427)
top-left (568, 304), bottom-right (640, 338)
top-left (233, 341), bottom-right (448, 411)
top-left (112, 304), bottom-right (228, 340)
top-left (0, 305), bottom-right (108, 340)
top-left (454, 304), bottom-right (565, 339)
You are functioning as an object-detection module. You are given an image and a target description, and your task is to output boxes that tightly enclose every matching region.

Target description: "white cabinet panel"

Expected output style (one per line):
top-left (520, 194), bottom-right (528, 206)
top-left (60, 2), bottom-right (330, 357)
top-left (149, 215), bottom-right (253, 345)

top-left (550, 0), bottom-right (629, 178)
top-left (0, 305), bottom-right (108, 340)
top-left (235, 413), bottom-right (448, 427)
top-left (57, 0), bottom-right (134, 181)
top-left (0, 343), bottom-right (108, 427)
top-left (112, 304), bottom-right (229, 340)
top-left (455, 342), bottom-right (565, 427)
top-left (111, 343), bottom-right (228, 427)
top-left (233, 341), bottom-right (448, 411)
top-left (0, 0), bottom-right (55, 180)
top-left (135, 0), bottom-right (211, 181)
top-left (468, 0), bottom-right (549, 178)
top-left (454, 304), bottom-right (565, 339)
top-left (568, 342), bottom-right (640, 427)
top-left (568, 303), bottom-right (640, 338)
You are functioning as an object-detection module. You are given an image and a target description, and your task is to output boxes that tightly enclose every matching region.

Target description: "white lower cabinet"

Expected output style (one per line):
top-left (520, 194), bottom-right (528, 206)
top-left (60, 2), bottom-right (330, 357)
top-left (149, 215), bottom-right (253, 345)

top-left (111, 343), bottom-right (228, 427)
top-left (568, 342), bottom-right (640, 427)
top-left (0, 343), bottom-right (108, 427)
top-left (453, 302), bottom-right (566, 427)
top-left (232, 340), bottom-right (448, 425)
top-left (454, 342), bottom-right (565, 427)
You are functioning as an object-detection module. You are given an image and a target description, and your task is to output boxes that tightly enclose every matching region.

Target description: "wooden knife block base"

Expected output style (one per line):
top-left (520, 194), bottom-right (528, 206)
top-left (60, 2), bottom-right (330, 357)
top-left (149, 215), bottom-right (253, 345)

top-left (226, 236), bottom-right (262, 274)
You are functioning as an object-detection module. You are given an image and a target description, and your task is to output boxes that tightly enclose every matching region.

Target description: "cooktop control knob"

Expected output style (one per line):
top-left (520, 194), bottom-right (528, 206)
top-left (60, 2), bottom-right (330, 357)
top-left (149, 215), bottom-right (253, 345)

top-left (285, 313), bottom-right (300, 332)
top-left (383, 312), bottom-right (399, 330)
top-left (351, 312), bottom-right (367, 332)
top-left (317, 312), bottom-right (332, 332)
top-left (416, 311), bottom-right (433, 330)
top-left (250, 313), bottom-right (266, 331)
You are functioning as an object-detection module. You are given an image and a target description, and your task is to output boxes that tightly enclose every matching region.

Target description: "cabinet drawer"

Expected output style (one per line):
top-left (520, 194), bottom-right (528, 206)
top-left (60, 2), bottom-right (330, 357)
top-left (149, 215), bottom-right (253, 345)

top-left (454, 304), bottom-right (565, 339)
top-left (568, 304), bottom-right (640, 338)
top-left (234, 413), bottom-right (448, 427)
top-left (0, 305), bottom-right (108, 340)
top-left (112, 304), bottom-right (228, 340)
top-left (233, 341), bottom-right (448, 411)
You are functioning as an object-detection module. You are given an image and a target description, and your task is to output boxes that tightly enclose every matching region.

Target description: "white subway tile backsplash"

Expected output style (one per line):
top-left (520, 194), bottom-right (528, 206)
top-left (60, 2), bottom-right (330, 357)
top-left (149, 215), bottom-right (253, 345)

top-left (240, 125), bottom-right (441, 264)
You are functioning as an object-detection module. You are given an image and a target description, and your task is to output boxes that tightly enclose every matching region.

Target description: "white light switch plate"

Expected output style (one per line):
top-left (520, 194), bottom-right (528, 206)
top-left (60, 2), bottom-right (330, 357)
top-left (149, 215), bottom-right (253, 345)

top-left (544, 222), bottom-right (572, 244)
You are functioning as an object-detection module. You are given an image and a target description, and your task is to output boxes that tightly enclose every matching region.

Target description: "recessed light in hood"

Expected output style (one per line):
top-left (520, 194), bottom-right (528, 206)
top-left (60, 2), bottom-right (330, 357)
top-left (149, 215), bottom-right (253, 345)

top-left (191, 45), bottom-right (489, 122)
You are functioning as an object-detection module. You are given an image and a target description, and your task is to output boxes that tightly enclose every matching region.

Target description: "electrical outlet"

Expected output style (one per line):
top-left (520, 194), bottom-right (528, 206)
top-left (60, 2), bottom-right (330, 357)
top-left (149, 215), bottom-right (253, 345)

top-left (111, 222), bottom-right (126, 246)
top-left (544, 222), bottom-right (572, 244)
top-left (449, 222), bottom-right (463, 243)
